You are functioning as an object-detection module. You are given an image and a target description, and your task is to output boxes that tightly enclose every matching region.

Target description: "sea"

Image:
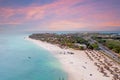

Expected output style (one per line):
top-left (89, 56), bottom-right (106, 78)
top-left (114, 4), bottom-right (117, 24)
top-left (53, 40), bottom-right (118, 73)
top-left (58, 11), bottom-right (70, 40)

top-left (0, 30), bottom-right (119, 80)
top-left (0, 32), bottom-right (67, 80)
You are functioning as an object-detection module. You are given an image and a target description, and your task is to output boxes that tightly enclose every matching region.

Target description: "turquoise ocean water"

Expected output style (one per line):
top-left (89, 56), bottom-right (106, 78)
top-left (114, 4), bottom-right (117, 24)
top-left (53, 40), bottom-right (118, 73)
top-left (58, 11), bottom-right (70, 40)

top-left (0, 32), bottom-right (67, 80)
top-left (0, 31), bottom-right (119, 80)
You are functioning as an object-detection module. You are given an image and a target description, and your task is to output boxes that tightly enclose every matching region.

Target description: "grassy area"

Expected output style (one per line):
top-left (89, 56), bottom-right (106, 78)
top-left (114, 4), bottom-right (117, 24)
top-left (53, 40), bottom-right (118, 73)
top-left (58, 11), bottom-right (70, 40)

top-left (105, 40), bottom-right (120, 54)
top-left (97, 39), bottom-right (120, 54)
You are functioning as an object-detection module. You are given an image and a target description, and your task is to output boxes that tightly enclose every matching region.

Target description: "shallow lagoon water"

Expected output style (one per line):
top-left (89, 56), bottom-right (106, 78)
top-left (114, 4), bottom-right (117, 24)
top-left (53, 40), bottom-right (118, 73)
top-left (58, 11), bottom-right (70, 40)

top-left (0, 33), bottom-right (67, 80)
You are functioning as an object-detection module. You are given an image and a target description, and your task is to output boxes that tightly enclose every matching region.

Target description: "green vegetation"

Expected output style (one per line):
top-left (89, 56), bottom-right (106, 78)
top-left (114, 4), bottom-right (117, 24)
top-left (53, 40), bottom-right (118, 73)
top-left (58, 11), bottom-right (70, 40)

top-left (105, 40), bottom-right (120, 53)
top-left (94, 36), bottom-right (120, 54)
top-left (29, 33), bottom-right (91, 50)
top-left (29, 33), bottom-right (120, 54)
top-left (91, 43), bottom-right (99, 50)
top-left (87, 43), bottom-right (99, 50)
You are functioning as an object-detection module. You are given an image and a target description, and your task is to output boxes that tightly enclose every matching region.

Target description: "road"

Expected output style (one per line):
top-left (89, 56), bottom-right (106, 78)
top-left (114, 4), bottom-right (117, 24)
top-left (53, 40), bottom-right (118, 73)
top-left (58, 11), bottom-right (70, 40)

top-left (98, 43), bottom-right (120, 63)
top-left (90, 38), bottom-right (120, 63)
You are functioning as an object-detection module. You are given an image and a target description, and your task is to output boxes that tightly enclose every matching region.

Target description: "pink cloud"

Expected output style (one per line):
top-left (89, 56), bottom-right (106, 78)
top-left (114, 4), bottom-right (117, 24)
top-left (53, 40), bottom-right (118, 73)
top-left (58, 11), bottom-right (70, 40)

top-left (48, 20), bottom-right (84, 30)
top-left (0, 0), bottom-right (86, 24)
top-left (0, 0), bottom-right (119, 31)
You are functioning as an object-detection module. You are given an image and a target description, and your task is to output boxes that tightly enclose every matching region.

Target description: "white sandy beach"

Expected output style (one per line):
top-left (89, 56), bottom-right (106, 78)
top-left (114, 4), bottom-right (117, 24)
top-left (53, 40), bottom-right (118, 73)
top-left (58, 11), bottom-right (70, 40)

top-left (26, 37), bottom-right (120, 80)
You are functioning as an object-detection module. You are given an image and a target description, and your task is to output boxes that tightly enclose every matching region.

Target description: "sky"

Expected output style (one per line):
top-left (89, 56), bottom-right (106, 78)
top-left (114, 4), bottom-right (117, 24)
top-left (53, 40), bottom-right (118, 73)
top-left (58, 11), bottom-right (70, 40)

top-left (0, 0), bottom-right (120, 32)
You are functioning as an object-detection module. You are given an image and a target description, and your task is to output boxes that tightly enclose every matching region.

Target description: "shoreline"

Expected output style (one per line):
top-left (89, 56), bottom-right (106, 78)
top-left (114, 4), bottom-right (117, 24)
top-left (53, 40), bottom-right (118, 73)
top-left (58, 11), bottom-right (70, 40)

top-left (26, 37), bottom-right (120, 80)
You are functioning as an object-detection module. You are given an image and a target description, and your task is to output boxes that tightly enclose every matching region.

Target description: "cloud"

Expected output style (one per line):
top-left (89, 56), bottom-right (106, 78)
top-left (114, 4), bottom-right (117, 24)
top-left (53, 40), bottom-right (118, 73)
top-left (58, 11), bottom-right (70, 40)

top-left (0, 0), bottom-right (85, 24)
top-left (0, 0), bottom-right (120, 31)
top-left (47, 20), bottom-right (85, 31)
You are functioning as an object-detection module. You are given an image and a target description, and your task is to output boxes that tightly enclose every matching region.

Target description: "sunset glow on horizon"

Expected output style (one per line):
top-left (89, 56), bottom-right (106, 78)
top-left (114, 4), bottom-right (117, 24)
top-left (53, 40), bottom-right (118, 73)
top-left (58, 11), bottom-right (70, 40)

top-left (0, 0), bottom-right (120, 32)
